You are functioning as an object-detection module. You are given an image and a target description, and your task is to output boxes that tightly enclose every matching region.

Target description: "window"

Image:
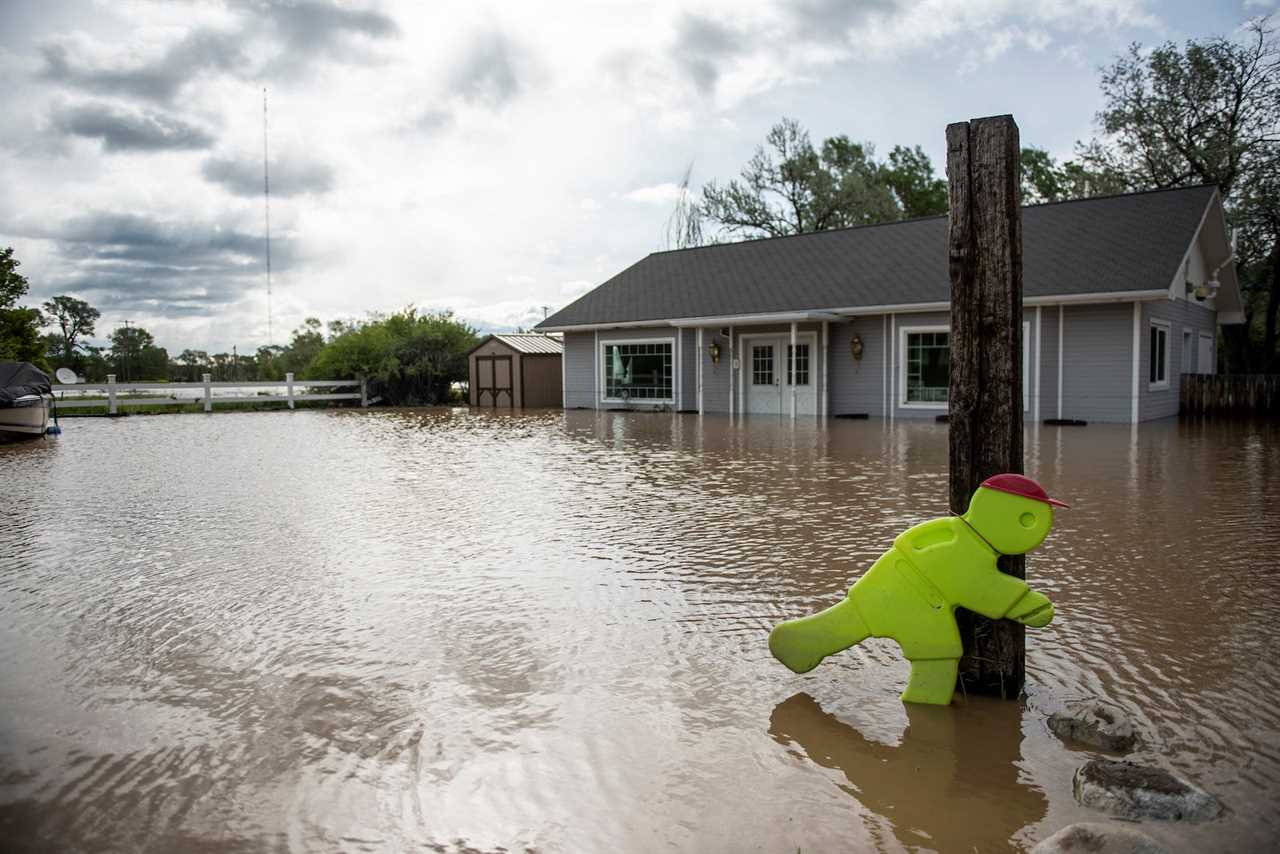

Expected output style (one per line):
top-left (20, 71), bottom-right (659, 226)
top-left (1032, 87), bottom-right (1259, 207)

top-left (787, 343), bottom-right (810, 386)
top-left (904, 330), bottom-right (949, 405)
top-left (1182, 330), bottom-right (1193, 374)
top-left (1198, 332), bottom-right (1215, 375)
top-left (1149, 322), bottom-right (1169, 389)
top-left (603, 341), bottom-right (672, 400)
top-left (752, 345), bottom-right (774, 386)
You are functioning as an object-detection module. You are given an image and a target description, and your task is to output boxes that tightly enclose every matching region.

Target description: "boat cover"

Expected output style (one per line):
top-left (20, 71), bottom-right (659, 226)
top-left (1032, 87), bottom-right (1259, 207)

top-left (0, 362), bottom-right (52, 407)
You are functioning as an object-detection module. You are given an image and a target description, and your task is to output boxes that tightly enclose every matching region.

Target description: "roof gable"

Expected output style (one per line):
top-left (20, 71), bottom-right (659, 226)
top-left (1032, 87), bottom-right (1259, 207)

top-left (538, 184), bottom-right (1221, 329)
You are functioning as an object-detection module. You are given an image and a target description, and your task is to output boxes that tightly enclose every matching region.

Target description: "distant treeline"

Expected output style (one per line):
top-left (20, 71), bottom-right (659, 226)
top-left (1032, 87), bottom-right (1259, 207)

top-left (0, 262), bottom-right (479, 406)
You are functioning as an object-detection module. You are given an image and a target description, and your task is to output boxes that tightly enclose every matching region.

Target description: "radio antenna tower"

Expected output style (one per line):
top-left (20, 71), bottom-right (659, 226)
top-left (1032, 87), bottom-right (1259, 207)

top-left (262, 87), bottom-right (273, 347)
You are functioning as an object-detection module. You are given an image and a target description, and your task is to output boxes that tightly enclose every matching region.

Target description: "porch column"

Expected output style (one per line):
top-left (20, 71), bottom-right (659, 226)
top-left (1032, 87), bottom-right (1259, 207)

top-left (1130, 301), bottom-right (1141, 424)
top-left (729, 325), bottom-right (735, 418)
top-left (594, 329), bottom-right (600, 411)
top-left (790, 321), bottom-right (797, 419)
top-left (1057, 305), bottom-right (1064, 420)
top-left (1034, 305), bottom-right (1042, 423)
top-left (696, 327), bottom-right (704, 415)
top-left (822, 320), bottom-right (829, 417)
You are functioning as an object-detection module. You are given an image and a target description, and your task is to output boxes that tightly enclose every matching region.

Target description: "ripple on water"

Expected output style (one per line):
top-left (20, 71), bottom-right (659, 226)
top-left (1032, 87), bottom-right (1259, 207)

top-left (1, 410), bottom-right (1278, 852)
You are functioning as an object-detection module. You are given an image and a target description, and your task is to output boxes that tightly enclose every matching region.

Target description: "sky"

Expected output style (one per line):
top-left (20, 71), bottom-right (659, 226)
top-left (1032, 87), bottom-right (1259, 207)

top-left (0, 0), bottom-right (1265, 354)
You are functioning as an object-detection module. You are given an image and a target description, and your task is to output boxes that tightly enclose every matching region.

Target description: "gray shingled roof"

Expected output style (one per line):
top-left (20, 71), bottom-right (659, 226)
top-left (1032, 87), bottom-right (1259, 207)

top-left (537, 184), bottom-right (1218, 329)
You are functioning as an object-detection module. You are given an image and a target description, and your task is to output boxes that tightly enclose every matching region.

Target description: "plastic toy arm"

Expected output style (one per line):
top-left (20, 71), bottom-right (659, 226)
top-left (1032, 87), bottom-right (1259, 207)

top-left (1005, 587), bottom-right (1054, 627)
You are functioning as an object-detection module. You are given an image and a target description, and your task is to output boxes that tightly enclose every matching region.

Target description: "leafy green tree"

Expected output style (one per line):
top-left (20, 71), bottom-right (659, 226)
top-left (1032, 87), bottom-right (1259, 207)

top-left (108, 325), bottom-right (167, 381)
top-left (310, 307), bottom-right (478, 404)
top-left (282, 317), bottom-right (325, 377)
top-left (42, 295), bottom-right (100, 365)
top-left (1077, 18), bottom-right (1280, 370)
top-left (882, 145), bottom-right (948, 218)
top-left (0, 247), bottom-right (46, 367)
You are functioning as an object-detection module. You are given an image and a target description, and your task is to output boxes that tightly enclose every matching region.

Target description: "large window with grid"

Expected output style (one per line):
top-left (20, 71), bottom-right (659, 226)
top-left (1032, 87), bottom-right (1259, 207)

top-left (787, 343), bottom-right (810, 386)
top-left (904, 330), bottom-right (949, 404)
top-left (752, 345), bottom-right (774, 385)
top-left (603, 341), bottom-right (672, 400)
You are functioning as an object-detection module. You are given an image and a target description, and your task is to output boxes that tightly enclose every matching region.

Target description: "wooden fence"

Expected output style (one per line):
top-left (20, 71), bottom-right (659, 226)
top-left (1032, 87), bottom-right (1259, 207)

top-left (1180, 374), bottom-right (1280, 415)
top-left (52, 372), bottom-right (367, 415)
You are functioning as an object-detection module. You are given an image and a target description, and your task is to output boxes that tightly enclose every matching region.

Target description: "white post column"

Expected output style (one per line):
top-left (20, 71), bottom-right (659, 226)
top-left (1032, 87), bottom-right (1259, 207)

top-left (789, 321), bottom-right (797, 419)
top-left (593, 330), bottom-right (600, 411)
top-left (696, 327), bottom-right (704, 415)
top-left (286, 372), bottom-right (295, 410)
top-left (360, 376), bottom-right (368, 408)
top-left (202, 373), bottom-right (212, 413)
top-left (107, 374), bottom-right (117, 415)
top-left (889, 313), bottom-right (896, 422)
top-left (1057, 305), bottom-right (1064, 420)
top-left (821, 320), bottom-right (829, 418)
top-left (1130, 302), bottom-right (1141, 424)
top-left (729, 325), bottom-right (735, 418)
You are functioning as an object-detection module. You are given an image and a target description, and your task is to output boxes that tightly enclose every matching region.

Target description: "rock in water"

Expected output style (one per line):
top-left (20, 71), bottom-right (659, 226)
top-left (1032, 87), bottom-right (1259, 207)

top-left (1032, 822), bottom-right (1169, 854)
top-left (1073, 759), bottom-right (1221, 822)
top-left (1048, 700), bottom-right (1137, 752)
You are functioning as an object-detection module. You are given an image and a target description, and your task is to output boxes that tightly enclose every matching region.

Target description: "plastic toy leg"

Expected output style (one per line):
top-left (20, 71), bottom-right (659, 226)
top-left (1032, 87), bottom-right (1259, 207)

top-left (901, 658), bottom-right (958, 705)
top-left (769, 597), bottom-right (870, 674)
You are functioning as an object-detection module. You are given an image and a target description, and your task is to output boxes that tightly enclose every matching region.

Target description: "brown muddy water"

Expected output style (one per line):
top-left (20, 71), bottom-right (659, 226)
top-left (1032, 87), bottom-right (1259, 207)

top-left (1, 410), bottom-right (1278, 853)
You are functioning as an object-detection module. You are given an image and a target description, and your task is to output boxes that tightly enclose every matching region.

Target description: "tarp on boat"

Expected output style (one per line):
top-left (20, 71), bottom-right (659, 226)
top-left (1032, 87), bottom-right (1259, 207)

top-left (0, 362), bottom-right (52, 407)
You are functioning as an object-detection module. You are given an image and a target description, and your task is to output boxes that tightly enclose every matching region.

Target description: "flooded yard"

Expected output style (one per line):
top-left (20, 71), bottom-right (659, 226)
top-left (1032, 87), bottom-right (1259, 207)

top-left (1, 409), bottom-right (1278, 852)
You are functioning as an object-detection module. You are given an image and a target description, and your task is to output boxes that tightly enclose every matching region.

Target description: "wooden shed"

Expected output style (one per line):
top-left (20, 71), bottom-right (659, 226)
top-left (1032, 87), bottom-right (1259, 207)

top-left (468, 333), bottom-right (563, 408)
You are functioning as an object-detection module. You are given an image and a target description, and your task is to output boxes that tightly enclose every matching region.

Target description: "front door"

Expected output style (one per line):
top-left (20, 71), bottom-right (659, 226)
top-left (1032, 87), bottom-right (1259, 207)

top-left (744, 335), bottom-right (818, 415)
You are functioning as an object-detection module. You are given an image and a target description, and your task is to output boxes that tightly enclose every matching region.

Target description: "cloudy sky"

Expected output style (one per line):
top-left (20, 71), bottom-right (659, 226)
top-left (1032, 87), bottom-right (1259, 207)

top-left (0, 0), bottom-right (1261, 353)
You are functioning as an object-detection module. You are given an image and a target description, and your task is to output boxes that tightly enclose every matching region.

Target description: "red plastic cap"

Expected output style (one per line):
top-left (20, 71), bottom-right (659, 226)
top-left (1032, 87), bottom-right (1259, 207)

top-left (979, 473), bottom-right (1070, 508)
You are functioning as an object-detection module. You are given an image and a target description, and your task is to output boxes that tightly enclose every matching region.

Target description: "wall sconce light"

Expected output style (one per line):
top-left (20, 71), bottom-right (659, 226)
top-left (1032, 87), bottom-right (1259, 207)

top-left (850, 333), bottom-right (864, 362)
top-left (708, 339), bottom-right (722, 364)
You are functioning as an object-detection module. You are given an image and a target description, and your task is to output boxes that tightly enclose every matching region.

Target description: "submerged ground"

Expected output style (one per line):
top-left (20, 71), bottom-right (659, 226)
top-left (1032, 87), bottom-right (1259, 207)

top-left (1, 409), bottom-right (1277, 852)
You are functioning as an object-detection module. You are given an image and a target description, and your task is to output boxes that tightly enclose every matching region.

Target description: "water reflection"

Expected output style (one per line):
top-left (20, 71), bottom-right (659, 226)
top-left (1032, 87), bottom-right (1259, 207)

top-left (1, 410), bottom-right (1278, 851)
top-left (770, 692), bottom-right (1045, 852)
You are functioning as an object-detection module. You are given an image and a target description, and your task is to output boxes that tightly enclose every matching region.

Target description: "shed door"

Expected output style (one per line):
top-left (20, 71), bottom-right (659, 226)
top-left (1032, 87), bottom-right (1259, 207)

top-left (476, 355), bottom-right (514, 407)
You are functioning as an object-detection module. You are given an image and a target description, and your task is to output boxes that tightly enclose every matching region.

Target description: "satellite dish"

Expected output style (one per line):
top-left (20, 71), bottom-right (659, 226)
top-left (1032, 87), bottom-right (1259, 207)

top-left (55, 368), bottom-right (79, 384)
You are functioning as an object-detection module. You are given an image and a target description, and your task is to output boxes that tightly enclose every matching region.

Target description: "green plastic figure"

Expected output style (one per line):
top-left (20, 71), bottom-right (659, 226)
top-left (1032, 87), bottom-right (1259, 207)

top-left (769, 474), bottom-right (1066, 705)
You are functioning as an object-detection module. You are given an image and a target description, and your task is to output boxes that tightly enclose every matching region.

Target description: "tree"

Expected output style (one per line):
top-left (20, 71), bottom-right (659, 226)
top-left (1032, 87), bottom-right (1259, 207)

top-left (1079, 18), bottom-right (1280, 370)
top-left (0, 247), bottom-right (45, 367)
top-left (1019, 147), bottom-right (1129, 204)
top-left (664, 163), bottom-right (704, 250)
top-left (42, 296), bottom-right (100, 365)
top-left (882, 145), bottom-right (948, 218)
top-left (281, 317), bottom-right (325, 377)
top-left (108, 325), bottom-right (167, 381)
top-left (698, 118), bottom-right (950, 241)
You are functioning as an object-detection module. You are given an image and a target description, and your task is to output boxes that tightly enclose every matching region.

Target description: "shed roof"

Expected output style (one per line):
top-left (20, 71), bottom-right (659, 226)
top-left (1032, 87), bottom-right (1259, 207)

top-left (537, 184), bottom-right (1225, 330)
top-left (470, 333), bottom-right (563, 355)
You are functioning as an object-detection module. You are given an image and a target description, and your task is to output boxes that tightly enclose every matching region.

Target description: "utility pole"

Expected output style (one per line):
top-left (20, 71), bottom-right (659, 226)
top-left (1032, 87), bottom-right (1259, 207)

top-left (121, 319), bottom-right (133, 383)
top-left (946, 114), bottom-right (1026, 698)
top-left (263, 87), bottom-right (273, 348)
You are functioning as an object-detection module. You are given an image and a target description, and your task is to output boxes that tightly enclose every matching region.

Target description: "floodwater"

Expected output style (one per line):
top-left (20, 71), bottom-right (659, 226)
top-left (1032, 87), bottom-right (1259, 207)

top-left (1, 410), bottom-right (1278, 853)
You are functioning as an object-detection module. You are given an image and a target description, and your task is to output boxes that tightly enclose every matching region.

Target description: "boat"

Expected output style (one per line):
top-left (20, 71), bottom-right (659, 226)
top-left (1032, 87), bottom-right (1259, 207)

top-left (0, 362), bottom-right (53, 438)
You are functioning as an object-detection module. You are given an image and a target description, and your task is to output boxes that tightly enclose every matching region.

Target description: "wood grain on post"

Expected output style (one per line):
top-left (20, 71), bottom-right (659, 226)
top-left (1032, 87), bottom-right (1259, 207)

top-left (946, 115), bottom-right (1026, 699)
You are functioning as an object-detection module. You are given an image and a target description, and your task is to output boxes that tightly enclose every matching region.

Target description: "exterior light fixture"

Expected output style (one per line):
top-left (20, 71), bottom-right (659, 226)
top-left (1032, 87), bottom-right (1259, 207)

top-left (850, 333), bottom-right (864, 362)
top-left (709, 339), bottom-right (722, 364)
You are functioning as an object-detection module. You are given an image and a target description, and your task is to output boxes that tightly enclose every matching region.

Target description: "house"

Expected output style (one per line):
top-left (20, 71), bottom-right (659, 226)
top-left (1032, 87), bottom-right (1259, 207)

top-left (535, 185), bottom-right (1242, 424)
top-left (468, 333), bottom-right (563, 408)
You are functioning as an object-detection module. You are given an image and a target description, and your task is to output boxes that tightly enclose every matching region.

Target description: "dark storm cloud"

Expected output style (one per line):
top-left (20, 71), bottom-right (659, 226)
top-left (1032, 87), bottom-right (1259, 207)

top-left (51, 102), bottom-right (216, 151)
top-left (781, 0), bottom-right (897, 42)
top-left (19, 211), bottom-right (295, 315)
top-left (39, 30), bottom-right (247, 103)
top-left (450, 31), bottom-right (523, 107)
top-left (201, 154), bottom-right (335, 198)
top-left (38, 1), bottom-right (398, 103)
top-left (670, 14), bottom-right (743, 95)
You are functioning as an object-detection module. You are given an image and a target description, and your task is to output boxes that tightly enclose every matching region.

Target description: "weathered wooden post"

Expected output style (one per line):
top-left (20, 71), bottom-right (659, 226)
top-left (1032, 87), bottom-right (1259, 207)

top-left (202, 373), bottom-right (213, 413)
top-left (359, 376), bottom-right (368, 408)
top-left (286, 372), bottom-right (295, 410)
top-left (946, 114), bottom-right (1026, 699)
top-left (106, 374), bottom-right (117, 415)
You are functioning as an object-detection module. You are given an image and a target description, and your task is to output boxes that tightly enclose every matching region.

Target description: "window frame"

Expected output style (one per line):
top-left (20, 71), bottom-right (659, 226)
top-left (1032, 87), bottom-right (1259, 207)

top-left (1148, 320), bottom-right (1171, 391)
top-left (598, 336), bottom-right (675, 403)
top-left (899, 324), bottom-right (951, 409)
top-left (1197, 331), bottom-right (1215, 375)
top-left (897, 322), bottom-right (1032, 411)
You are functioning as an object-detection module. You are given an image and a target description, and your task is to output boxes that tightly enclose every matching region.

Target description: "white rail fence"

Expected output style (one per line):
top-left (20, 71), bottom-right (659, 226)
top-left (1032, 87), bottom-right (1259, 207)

top-left (52, 373), bottom-right (368, 415)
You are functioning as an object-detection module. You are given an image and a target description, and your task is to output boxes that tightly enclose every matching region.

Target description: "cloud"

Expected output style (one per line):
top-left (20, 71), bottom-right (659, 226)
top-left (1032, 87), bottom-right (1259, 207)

top-left (449, 30), bottom-right (526, 107)
top-left (15, 211), bottom-right (290, 316)
top-left (670, 14), bottom-right (743, 95)
top-left (413, 107), bottom-right (454, 133)
top-left (201, 153), bottom-right (335, 198)
top-left (623, 183), bottom-right (684, 204)
top-left (579, 198), bottom-right (601, 211)
top-left (37, 1), bottom-right (398, 103)
top-left (51, 101), bottom-right (215, 151)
